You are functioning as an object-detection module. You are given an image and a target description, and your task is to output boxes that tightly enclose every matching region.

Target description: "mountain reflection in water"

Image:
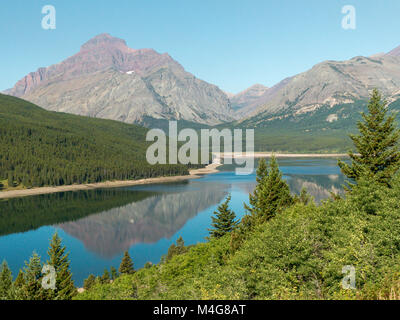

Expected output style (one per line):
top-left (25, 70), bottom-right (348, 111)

top-left (57, 185), bottom-right (228, 258)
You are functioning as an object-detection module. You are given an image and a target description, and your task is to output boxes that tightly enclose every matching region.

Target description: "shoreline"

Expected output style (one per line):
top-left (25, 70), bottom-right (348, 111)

top-left (0, 153), bottom-right (348, 200)
top-left (0, 163), bottom-right (222, 200)
top-left (216, 152), bottom-right (349, 159)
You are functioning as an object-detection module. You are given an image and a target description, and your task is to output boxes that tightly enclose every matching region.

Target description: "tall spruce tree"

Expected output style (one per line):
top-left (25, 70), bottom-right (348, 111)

top-left (208, 195), bottom-right (239, 238)
top-left (110, 266), bottom-right (118, 280)
top-left (0, 260), bottom-right (12, 299)
top-left (119, 251), bottom-right (135, 275)
top-left (14, 269), bottom-right (25, 288)
top-left (245, 156), bottom-right (293, 223)
top-left (339, 89), bottom-right (400, 189)
top-left (83, 274), bottom-right (96, 290)
top-left (101, 268), bottom-right (110, 284)
top-left (46, 232), bottom-right (75, 300)
top-left (23, 252), bottom-right (46, 300)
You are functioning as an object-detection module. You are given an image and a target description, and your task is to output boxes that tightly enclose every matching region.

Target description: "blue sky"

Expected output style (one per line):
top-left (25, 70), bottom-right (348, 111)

top-left (1, 0), bottom-right (400, 93)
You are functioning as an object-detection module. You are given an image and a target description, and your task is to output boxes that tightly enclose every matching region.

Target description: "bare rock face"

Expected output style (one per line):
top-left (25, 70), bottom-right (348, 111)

top-left (9, 33), bottom-right (233, 125)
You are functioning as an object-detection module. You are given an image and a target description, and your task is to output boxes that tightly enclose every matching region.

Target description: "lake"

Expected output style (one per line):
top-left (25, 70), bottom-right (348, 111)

top-left (0, 158), bottom-right (345, 286)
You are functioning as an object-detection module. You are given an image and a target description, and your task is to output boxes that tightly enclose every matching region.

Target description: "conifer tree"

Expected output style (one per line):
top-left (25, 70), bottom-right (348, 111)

top-left (165, 236), bottom-right (188, 262)
top-left (119, 251), bottom-right (135, 275)
top-left (14, 269), bottom-right (25, 288)
top-left (245, 156), bottom-right (293, 223)
top-left (23, 252), bottom-right (46, 300)
top-left (101, 268), bottom-right (110, 284)
top-left (208, 195), bottom-right (239, 238)
top-left (110, 266), bottom-right (118, 280)
top-left (0, 260), bottom-right (12, 299)
top-left (295, 187), bottom-right (313, 205)
top-left (46, 232), bottom-right (75, 300)
top-left (83, 274), bottom-right (96, 290)
top-left (339, 89), bottom-right (400, 189)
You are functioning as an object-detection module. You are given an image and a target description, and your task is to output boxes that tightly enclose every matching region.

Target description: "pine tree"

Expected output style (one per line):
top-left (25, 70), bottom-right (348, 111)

top-left (110, 266), bottom-right (118, 280)
top-left (14, 269), bottom-right (25, 288)
top-left (339, 89), bottom-right (400, 189)
top-left (83, 274), bottom-right (96, 290)
top-left (7, 172), bottom-right (14, 188)
top-left (23, 252), bottom-right (46, 300)
top-left (0, 260), bottom-right (12, 299)
top-left (245, 156), bottom-right (293, 223)
top-left (166, 236), bottom-right (188, 262)
top-left (119, 251), bottom-right (135, 275)
top-left (46, 232), bottom-right (76, 300)
top-left (101, 268), bottom-right (110, 284)
top-left (208, 195), bottom-right (239, 238)
top-left (295, 187), bottom-right (313, 205)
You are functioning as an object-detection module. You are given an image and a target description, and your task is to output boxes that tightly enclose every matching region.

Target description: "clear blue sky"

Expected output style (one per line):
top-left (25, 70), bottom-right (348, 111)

top-left (1, 0), bottom-right (400, 93)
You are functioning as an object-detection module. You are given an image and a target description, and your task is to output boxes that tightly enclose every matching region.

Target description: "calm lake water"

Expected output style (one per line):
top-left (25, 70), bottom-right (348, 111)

top-left (0, 158), bottom-right (345, 286)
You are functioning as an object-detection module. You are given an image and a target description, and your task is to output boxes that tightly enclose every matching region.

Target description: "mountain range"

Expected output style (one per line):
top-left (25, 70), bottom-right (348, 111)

top-left (239, 51), bottom-right (400, 127)
top-left (5, 33), bottom-right (400, 133)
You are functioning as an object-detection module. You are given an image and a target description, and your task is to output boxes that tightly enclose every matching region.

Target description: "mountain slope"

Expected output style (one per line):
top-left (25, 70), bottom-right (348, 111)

top-left (241, 53), bottom-right (400, 131)
top-left (0, 94), bottom-right (188, 189)
top-left (8, 33), bottom-right (233, 125)
top-left (230, 84), bottom-right (269, 117)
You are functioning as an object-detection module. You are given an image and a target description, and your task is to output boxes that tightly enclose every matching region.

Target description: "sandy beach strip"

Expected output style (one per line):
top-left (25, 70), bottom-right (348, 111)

top-left (0, 163), bottom-right (222, 200)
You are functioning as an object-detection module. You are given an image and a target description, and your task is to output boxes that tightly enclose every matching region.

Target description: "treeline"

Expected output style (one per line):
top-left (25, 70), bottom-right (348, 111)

top-left (0, 94), bottom-right (189, 189)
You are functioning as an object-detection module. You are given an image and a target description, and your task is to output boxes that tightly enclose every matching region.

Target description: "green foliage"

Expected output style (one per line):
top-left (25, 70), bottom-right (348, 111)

top-left (101, 268), bottom-right (110, 284)
top-left (165, 236), bottom-right (190, 262)
top-left (339, 89), bottom-right (400, 189)
top-left (0, 261), bottom-right (13, 299)
top-left (76, 173), bottom-right (400, 300)
top-left (110, 267), bottom-right (119, 280)
top-left (21, 252), bottom-right (46, 300)
top-left (208, 195), bottom-right (238, 239)
top-left (46, 232), bottom-right (76, 300)
top-left (119, 251), bottom-right (135, 275)
top-left (0, 94), bottom-right (188, 189)
top-left (83, 274), bottom-right (96, 291)
top-left (245, 156), bottom-right (294, 224)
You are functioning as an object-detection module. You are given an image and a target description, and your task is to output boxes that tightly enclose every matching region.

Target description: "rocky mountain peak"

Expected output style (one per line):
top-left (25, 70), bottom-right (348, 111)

top-left (7, 34), bottom-right (233, 125)
top-left (80, 33), bottom-right (129, 51)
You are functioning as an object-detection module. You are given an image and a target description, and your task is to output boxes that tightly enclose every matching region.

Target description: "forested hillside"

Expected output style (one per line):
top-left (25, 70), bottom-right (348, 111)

top-left (0, 94), bottom-right (188, 190)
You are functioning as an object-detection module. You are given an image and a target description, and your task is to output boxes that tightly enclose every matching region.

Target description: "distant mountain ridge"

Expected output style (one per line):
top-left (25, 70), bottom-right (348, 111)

top-left (230, 84), bottom-right (269, 116)
top-left (238, 45), bottom-right (400, 128)
top-left (8, 33), bottom-right (233, 125)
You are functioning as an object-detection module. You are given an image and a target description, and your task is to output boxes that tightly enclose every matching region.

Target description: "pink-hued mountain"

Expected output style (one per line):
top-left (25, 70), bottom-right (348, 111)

top-left (386, 45), bottom-right (400, 57)
top-left (8, 33), bottom-right (233, 125)
top-left (230, 84), bottom-right (269, 116)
